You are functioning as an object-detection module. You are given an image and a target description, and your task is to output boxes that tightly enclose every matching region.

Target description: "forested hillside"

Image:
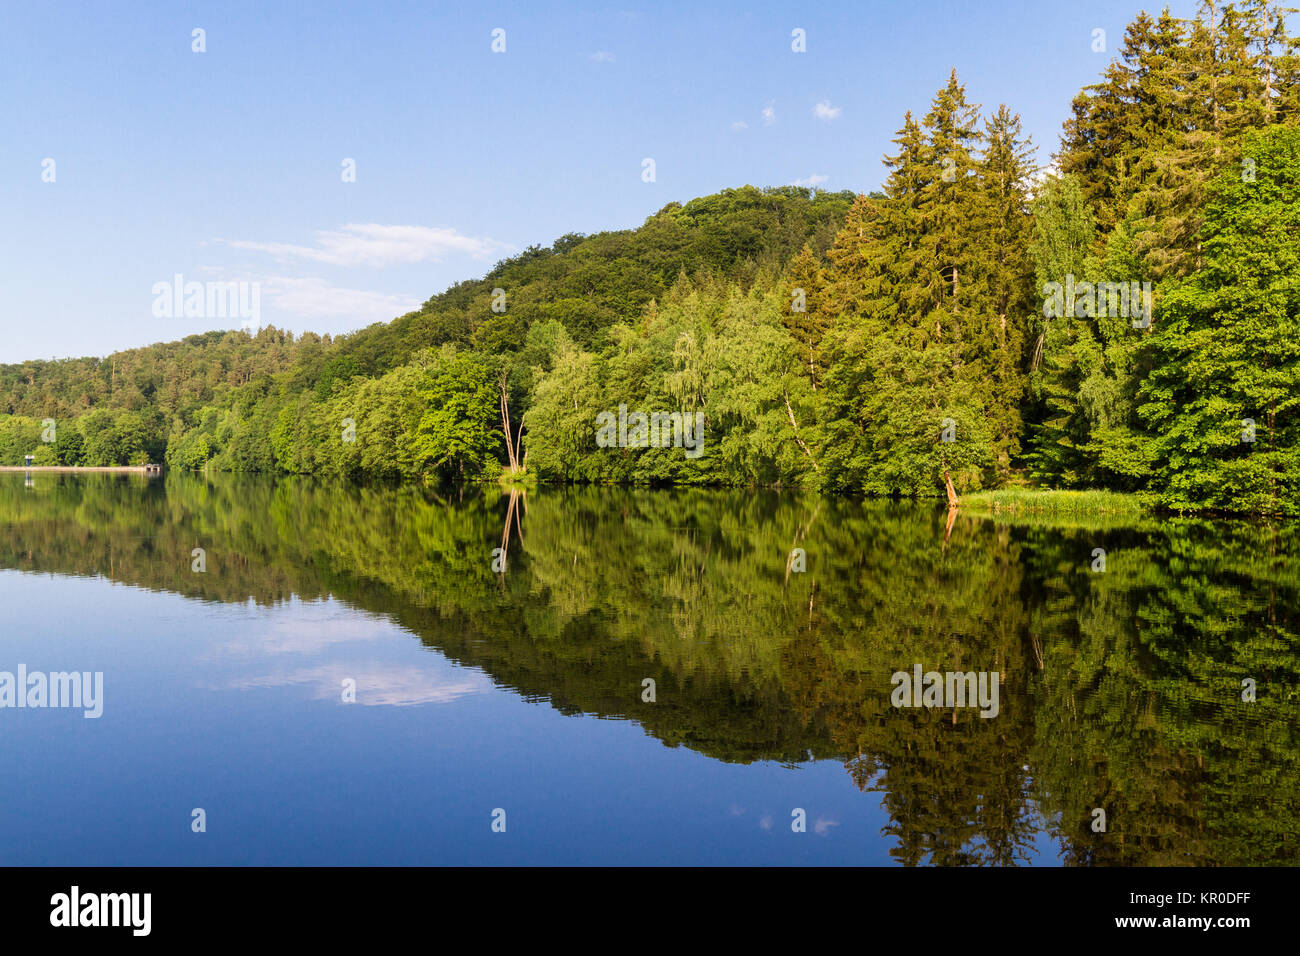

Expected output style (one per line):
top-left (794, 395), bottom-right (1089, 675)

top-left (1, 185), bottom-right (854, 474)
top-left (3, 2), bottom-right (1298, 513)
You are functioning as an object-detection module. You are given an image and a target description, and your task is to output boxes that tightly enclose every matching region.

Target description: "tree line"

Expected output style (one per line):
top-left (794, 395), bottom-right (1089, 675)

top-left (2, 2), bottom-right (1298, 513)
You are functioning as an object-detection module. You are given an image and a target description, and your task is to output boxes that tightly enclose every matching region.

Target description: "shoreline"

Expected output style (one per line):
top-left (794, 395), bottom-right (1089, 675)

top-left (0, 465), bottom-right (162, 474)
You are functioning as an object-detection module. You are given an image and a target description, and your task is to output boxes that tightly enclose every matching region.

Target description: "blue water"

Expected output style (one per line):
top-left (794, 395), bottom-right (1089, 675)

top-left (3, 573), bottom-right (1034, 865)
top-left (2, 474), bottom-right (1293, 866)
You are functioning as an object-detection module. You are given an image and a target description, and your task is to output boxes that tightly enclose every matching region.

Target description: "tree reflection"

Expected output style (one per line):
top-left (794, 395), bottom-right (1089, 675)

top-left (1, 473), bottom-right (1296, 864)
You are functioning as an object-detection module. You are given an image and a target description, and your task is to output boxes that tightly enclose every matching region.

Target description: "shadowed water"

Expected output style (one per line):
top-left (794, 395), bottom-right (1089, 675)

top-left (0, 473), bottom-right (1296, 865)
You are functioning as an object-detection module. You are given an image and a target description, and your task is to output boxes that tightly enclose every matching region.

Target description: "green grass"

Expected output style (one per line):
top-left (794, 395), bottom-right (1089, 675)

top-left (961, 494), bottom-right (1154, 530)
top-left (493, 467), bottom-right (537, 488)
top-left (961, 489), bottom-right (1144, 512)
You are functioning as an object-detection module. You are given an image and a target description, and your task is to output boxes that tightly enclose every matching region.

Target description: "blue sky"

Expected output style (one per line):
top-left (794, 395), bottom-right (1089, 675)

top-left (0, 0), bottom-right (1202, 364)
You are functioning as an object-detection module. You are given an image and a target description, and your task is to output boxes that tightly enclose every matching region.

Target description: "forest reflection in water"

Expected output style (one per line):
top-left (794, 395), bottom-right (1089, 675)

top-left (2, 472), bottom-right (1297, 866)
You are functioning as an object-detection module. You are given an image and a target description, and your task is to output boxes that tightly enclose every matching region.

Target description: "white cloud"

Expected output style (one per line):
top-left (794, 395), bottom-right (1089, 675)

top-left (200, 597), bottom-right (494, 707)
top-left (260, 276), bottom-right (420, 322)
top-left (813, 100), bottom-right (842, 121)
top-left (1025, 165), bottom-right (1057, 200)
top-left (228, 662), bottom-right (492, 707)
top-left (814, 816), bottom-right (841, 836)
top-left (201, 599), bottom-right (397, 659)
top-left (761, 103), bottom-right (776, 126)
top-left (590, 50), bottom-right (616, 62)
top-left (216, 609), bottom-right (392, 656)
top-left (731, 120), bottom-right (748, 131)
top-left (790, 174), bottom-right (829, 188)
top-left (220, 223), bottom-right (506, 268)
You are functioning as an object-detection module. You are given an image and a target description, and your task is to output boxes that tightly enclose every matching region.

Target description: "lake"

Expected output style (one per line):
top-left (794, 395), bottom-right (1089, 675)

top-left (0, 473), bottom-right (1296, 865)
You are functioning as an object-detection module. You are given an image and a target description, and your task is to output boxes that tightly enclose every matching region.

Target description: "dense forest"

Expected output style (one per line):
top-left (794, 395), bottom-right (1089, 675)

top-left (3, 2), bottom-right (1299, 514)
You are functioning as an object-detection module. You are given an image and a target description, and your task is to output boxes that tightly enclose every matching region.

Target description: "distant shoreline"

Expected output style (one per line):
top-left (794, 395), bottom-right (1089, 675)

top-left (0, 465), bottom-right (161, 474)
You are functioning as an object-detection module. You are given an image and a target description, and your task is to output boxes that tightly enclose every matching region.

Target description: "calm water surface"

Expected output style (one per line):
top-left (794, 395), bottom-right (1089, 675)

top-left (0, 474), bottom-right (1296, 865)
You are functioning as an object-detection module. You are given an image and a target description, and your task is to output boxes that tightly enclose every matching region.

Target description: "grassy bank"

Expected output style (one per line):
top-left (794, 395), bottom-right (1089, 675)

top-left (962, 488), bottom-right (1150, 517)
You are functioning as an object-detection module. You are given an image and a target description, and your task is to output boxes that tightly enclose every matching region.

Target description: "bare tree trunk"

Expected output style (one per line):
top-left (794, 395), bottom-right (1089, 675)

top-left (943, 502), bottom-right (958, 546)
top-left (499, 373), bottom-right (518, 473)
top-left (496, 489), bottom-right (519, 591)
top-left (783, 390), bottom-right (820, 472)
top-left (499, 488), bottom-right (521, 568)
top-left (944, 469), bottom-right (959, 509)
top-left (784, 501), bottom-right (822, 586)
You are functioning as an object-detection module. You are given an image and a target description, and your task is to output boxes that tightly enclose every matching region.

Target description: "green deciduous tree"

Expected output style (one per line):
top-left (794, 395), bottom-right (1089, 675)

top-left (1140, 124), bottom-right (1300, 514)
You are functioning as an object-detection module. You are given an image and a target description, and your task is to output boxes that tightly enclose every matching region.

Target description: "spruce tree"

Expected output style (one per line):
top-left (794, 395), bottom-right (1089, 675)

top-left (821, 73), bottom-right (1004, 495)
top-left (970, 105), bottom-right (1036, 477)
top-left (782, 244), bottom-right (828, 387)
top-left (1128, 2), bottom-right (1277, 280)
top-left (1060, 11), bottom-right (1185, 236)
